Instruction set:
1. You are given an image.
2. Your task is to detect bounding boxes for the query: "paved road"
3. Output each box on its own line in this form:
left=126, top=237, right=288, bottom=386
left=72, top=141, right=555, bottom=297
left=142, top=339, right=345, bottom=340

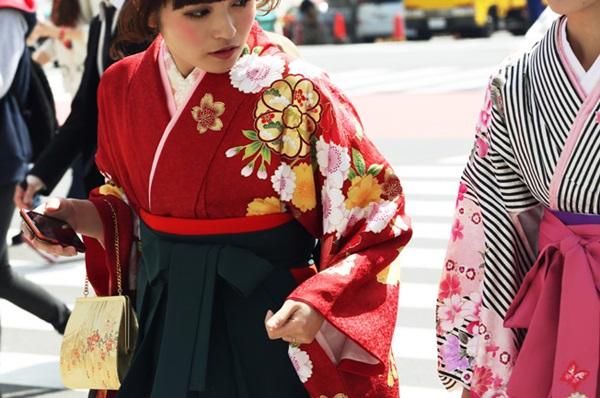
left=1, top=33, right=526, bottom=397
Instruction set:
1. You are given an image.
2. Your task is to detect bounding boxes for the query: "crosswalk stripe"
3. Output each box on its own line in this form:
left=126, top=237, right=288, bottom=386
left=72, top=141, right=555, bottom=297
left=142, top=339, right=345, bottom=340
left=406, top=199, right=455, bottom=218
left=399, top=281, right=440, bottom=310
left=412, top=221, right=453, bottom=241
left=402, top=180, right=459, bottom=197
left=0, top=352, right=63, bottom=389
left=332, top=67, right=455, bottom=92
left=22, top=262, right=87, bottom=288
left=400, top=386, right=461, bottom=398
left=0, top=301, right=68, bottom=331
left=395, top=165, right=465, bottom=179
left=328, top=66, right=494, bottom=96
left=400, top=247, right=447, bottom=270
left=438, top=155, right=470, bottom=165
left=393, top=326, right=438, bottom=361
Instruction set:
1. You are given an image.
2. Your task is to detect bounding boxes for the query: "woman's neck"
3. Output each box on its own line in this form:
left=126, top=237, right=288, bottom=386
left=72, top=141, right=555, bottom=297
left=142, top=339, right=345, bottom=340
left=167, top=47, right=194, bottom=77
left=566, top=5, right=600, bottom=71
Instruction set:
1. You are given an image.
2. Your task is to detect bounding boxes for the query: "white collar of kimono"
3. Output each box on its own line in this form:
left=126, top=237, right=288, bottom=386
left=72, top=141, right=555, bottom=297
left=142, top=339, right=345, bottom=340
left=159, top=39, right=206, bottom=114
left=560, top=18, right=600, bottom=96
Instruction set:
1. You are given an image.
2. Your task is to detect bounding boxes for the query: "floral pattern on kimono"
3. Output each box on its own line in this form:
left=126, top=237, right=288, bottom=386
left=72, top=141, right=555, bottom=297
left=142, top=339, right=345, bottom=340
left=436, top=80, right=521, bottom=397
left=225, top=48, right=412, bottom=397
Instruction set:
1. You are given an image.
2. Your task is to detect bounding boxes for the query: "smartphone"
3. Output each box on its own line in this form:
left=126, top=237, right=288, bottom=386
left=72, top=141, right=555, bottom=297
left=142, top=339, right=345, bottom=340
left=19, top=209, right=86, bottom=253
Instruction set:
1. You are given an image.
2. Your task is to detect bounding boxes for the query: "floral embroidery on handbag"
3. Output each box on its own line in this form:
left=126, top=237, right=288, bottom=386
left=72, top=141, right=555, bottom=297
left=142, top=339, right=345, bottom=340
left=191, top=93, right=225, bottom=134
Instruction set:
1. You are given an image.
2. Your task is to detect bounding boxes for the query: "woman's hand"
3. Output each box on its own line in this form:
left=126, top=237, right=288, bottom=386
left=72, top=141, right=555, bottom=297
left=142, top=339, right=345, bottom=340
left=265, top=300, right=324, bottom=345
left=21, top=198, right=79, bottom=257
left=14, top=176, right=45, bottom=209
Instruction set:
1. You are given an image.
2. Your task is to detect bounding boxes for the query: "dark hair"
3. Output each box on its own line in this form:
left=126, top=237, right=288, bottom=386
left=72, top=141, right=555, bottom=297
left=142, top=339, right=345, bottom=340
left=51, top=0, right=81, bottom=27
left=112, top=0, right=279, bottom=58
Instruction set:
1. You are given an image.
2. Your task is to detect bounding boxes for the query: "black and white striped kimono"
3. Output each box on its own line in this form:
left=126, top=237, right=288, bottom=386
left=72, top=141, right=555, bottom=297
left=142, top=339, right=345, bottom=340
left=435, top=17, right=600, bottom=397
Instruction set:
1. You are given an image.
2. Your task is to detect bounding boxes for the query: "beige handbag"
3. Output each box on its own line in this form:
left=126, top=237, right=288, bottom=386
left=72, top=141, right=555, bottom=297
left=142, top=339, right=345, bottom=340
left=60, top=199, right=138, bottom=390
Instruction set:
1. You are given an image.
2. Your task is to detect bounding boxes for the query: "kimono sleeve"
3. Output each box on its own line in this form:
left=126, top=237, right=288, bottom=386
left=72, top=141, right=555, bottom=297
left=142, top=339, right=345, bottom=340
left=435, top=75, right=540, bottom=396
left=82, top=76, right=135, bottom=298
left=265, top=70, right=412, bottom=383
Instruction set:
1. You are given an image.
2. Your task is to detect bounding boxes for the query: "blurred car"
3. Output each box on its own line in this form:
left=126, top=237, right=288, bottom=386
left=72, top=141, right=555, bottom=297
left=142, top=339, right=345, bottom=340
left=322, top=0, right=403, bottom=42
left=355, top=0, right=404, bottom=42
left=403, top=0, right=532, bottom=40
left=283, top=0, right=404, bottom=43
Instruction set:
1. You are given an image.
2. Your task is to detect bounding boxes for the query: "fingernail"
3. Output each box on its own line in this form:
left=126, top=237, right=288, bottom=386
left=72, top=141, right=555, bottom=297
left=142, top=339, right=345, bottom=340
left=46, top=198, right=60, bottom=210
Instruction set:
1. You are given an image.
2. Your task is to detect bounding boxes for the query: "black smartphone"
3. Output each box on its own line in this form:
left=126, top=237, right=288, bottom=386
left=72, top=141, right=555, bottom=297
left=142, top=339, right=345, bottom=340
left=19, top=209, right=86, bottom=253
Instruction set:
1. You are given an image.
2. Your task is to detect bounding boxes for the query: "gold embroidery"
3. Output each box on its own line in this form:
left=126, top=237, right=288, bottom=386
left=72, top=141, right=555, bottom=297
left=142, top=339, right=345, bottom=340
left=255, top=76, right=322, bottom=159
left=191, top=93, right=225, bottom=134
left=387, top=350, right=399, bottom=387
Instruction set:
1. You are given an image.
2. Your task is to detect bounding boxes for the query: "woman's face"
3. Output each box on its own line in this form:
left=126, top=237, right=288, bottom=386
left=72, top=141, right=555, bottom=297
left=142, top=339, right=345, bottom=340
left=158, top=0, right=256, bottom=75
left=547, top=0, right=600, bottom=16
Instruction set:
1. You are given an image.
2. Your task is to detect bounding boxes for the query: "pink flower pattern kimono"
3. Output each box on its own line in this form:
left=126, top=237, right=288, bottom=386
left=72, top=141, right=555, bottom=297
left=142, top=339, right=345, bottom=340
left=437, top=17, right=600, bottom=398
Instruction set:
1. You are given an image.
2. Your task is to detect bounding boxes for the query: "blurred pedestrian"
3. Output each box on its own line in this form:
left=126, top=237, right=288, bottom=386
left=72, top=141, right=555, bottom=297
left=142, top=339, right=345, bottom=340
left=527, top=0, right=545, bottom=23
left=297, top=0, right=327, bottom=44
left=29, top=0, right=92, bottom=97
left=24, top=0, right=411, bottom=397
left=0, top=0, right=71, bottom=341
left=436, top=0, right=600, bottom=397
left=13, top=0, right=148, bottom=212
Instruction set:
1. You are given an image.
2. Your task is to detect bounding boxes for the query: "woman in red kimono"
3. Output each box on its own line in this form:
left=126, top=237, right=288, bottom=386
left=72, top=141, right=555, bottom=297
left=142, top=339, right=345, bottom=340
left=25, top=0, right=412, bottom=395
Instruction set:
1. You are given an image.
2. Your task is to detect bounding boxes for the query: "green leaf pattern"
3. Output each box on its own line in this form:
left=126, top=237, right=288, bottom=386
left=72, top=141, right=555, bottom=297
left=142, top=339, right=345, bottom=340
left=226, top=129, right=275, bottom=179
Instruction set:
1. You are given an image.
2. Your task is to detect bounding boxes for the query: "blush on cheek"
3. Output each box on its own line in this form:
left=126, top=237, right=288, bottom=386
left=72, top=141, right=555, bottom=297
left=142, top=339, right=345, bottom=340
left=179, top=21, right=203, bottom=43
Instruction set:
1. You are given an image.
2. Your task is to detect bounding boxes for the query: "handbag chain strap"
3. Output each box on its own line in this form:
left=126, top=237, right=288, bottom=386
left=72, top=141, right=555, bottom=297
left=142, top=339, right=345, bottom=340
left=83, top=198, right=123, bottom=297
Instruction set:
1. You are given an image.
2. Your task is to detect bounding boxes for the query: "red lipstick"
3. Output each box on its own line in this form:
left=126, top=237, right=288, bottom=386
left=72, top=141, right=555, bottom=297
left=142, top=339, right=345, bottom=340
left=209, top=46, right=239, bottom=60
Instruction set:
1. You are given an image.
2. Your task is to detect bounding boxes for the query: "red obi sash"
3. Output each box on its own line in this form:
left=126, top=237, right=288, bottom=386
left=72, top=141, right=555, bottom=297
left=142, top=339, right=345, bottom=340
left=504, top=210, right=600, bottom=398
left=139, top=209, right=294, bottom=235
left=138, top=209, right=316, bottom=284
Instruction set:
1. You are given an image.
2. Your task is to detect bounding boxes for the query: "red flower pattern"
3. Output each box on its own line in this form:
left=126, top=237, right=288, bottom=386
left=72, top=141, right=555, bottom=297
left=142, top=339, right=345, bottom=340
left=439, top=274, right=462, bottom=299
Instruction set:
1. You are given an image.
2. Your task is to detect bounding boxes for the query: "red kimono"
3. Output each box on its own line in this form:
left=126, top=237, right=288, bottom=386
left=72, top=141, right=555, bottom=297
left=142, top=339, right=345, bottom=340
left=85, top=23, right=411, bottom=398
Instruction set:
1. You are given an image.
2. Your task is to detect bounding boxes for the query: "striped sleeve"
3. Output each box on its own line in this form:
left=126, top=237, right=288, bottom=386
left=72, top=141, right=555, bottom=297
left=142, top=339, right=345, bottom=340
left=435, top=73, right=539, bottom=396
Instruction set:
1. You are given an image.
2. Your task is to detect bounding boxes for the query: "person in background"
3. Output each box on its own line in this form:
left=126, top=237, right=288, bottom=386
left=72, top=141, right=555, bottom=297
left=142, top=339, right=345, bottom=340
left=296, top=0, right=327, bottom=44
left=0, top=0, right=71, bottom=343
left=14, top=0, right=145, bottom=212
left=527, top=0, right=546, bottom=23
left=436, top=0, right=600, bottom=397
left=21, top=0, right=99, bottom=203
left=28, top=0, right=96, bottom=97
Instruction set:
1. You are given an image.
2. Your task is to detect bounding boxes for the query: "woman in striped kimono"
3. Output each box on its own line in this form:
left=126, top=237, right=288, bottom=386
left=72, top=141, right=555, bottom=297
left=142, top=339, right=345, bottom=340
left=436, top=1, right=600, bottom=397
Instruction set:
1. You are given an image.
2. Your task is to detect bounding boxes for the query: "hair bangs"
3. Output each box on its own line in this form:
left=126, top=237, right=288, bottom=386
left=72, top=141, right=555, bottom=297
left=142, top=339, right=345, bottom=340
left=171, top=0, right=225, bottom=9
